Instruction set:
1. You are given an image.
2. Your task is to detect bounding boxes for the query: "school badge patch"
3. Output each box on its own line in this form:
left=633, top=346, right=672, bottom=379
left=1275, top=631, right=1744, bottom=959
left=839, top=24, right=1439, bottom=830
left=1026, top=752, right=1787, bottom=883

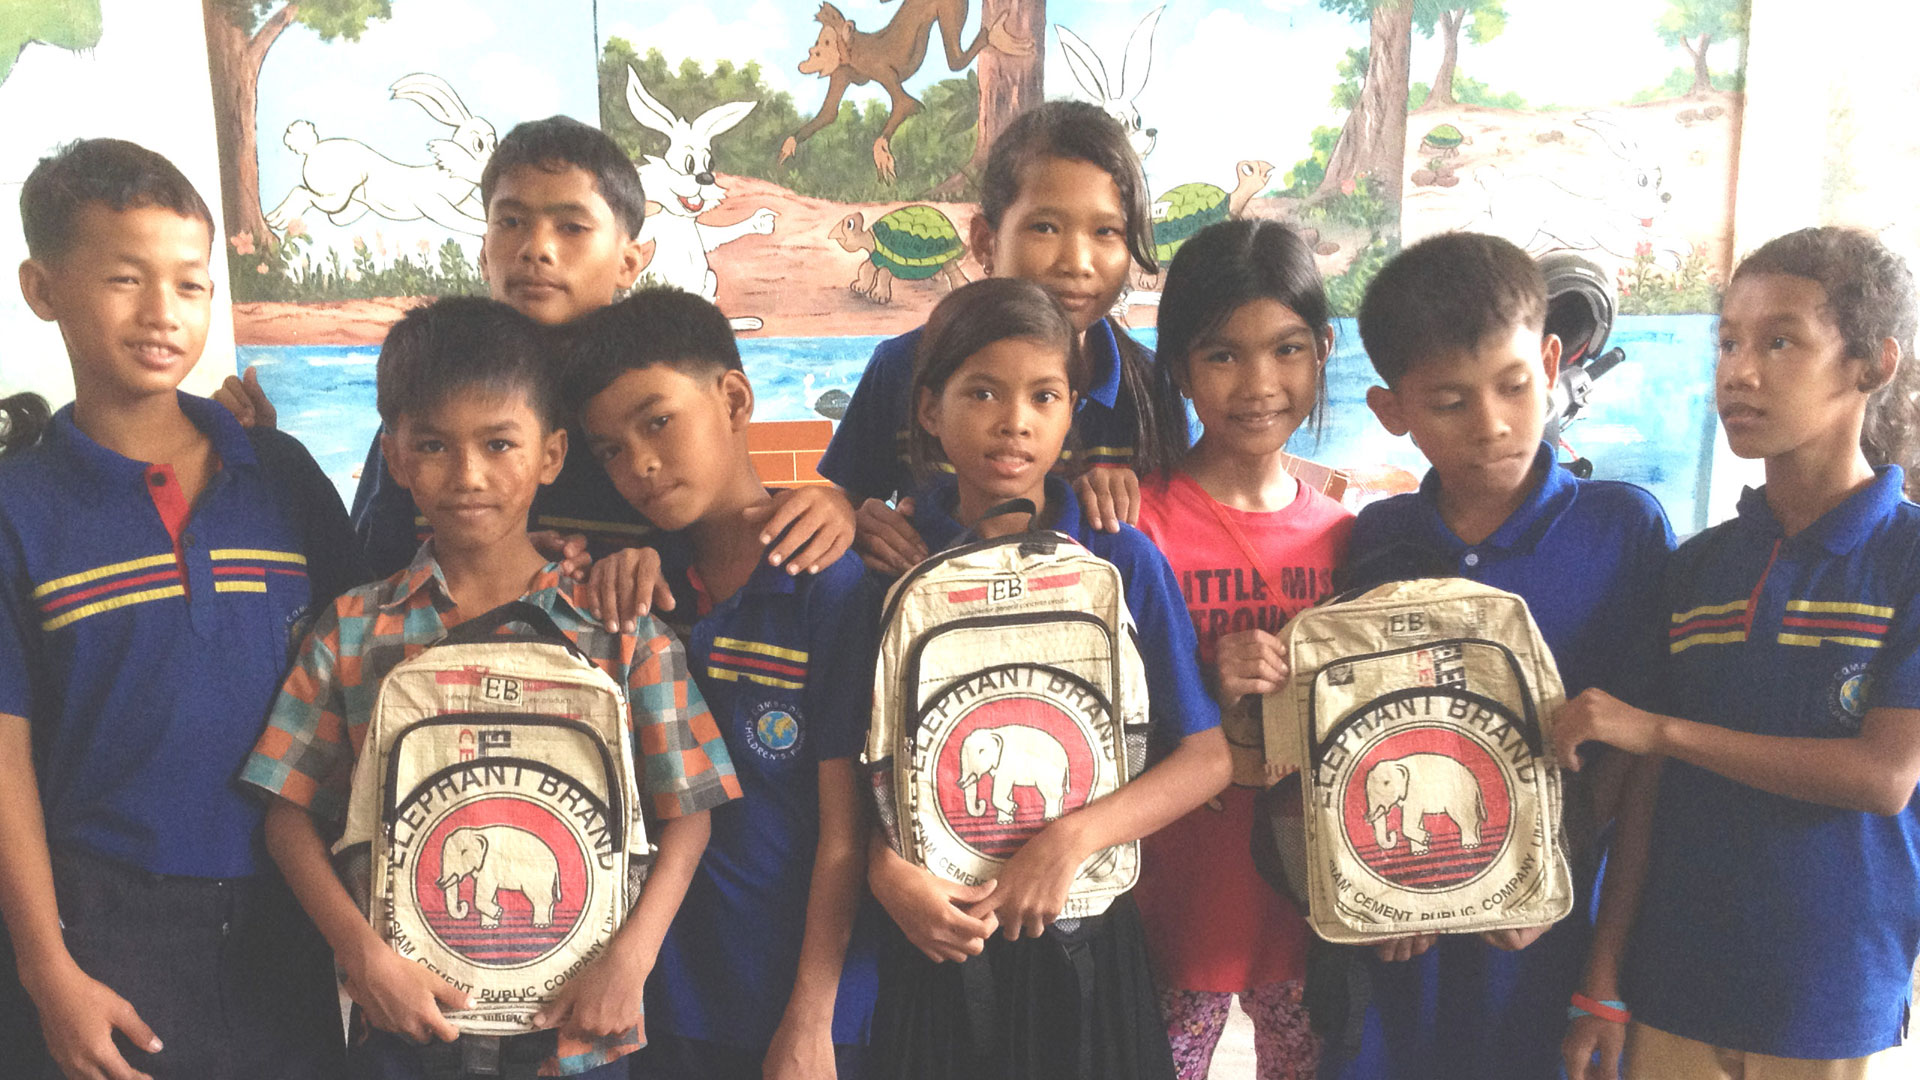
left=1262, top=580, right=1573, bottom=943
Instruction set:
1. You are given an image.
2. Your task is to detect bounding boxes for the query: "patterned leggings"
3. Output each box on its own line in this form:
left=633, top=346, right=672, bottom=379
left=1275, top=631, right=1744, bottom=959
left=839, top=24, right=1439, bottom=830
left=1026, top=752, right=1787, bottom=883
left=1159, top=980, right=1319, bottom=1080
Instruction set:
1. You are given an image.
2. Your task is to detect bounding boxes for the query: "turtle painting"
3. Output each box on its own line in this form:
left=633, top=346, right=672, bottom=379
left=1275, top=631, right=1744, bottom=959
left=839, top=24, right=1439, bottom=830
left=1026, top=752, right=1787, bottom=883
left=828, top=205, right=969, bottom=305
left=1419, top=124, right=1468, bottom=158
left=1149, top=160, right=1274, bottom=264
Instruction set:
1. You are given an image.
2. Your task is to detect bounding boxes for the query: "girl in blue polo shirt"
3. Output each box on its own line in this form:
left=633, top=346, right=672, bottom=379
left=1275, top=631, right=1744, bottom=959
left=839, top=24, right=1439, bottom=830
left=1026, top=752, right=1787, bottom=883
left=821, top=100, right=1189, bottom=576
left=864, top=278, right=1229, bottom=1080
left=1556, top=226, right=1920, bottom=1079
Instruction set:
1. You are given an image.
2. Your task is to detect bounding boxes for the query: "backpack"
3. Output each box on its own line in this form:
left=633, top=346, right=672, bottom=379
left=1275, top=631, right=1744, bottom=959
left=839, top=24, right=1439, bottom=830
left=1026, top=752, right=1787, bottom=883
left=334, top=602, right=653, bottom=1036
left=866, top=510, right=1151, bottom=920
left=1257, top=578, right=1572, bottom=943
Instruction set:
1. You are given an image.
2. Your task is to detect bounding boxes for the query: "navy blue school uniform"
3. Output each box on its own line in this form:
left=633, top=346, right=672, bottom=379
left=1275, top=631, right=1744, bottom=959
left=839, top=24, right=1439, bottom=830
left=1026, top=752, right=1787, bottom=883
left=350, top=427, right=653, bottom=579
left=1627, top=466, right=1920, bottom=1059
left=0, top=393, right=358, bottom=1078
left=867, top=475, right=1219, bottom=1080
left=635, top=546, right=883, bottom=1077
left=1329, top=443, right=1675, bottom=1080
left=817, top=318, right=1148, bottom=501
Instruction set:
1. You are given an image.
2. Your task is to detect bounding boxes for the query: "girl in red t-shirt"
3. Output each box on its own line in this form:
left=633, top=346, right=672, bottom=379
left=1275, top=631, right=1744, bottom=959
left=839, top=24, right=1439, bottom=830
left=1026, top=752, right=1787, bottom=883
left=1133, top=219, right=1354, bottom=1079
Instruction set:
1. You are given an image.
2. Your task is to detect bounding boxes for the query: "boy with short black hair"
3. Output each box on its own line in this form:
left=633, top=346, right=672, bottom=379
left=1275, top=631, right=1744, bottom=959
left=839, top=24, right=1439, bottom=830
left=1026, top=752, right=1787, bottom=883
left=243, top=296, right=740, bottom=1079
left=1322, top=232, right=1676, bottom=1080
left=568, top=289, right=880, bottom=1080
left=341, top=115, right=852, bottom=609
left=0, top=137, right=358, bottom=1080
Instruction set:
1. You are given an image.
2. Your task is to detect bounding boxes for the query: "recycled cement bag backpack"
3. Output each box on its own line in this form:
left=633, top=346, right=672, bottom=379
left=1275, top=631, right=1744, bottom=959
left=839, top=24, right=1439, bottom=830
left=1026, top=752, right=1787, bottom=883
left=1259, top=578, right=1572, bottom=943
left=335, top=601, right=653, bottom=1036
left=866, top=505, right=1151, bottom=920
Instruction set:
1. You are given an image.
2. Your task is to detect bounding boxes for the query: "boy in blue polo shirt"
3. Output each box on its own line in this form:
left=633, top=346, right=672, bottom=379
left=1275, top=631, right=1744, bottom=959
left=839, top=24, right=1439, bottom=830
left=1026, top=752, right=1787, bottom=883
left=0, top=139, right=357, bottom=1080
left=1556, top=228, right=1920, bottom=1079
left=1323, top=232, right=1675, bottom=1080
left=568, top=288, right=880, bottom=1080
left=338, top=116, right=852, bottom=589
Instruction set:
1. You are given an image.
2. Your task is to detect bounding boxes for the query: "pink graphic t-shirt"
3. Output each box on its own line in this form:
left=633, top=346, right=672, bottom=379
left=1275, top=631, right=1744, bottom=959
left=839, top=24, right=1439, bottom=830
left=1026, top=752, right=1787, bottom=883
left=1134, top=468, right=1352, bottom=993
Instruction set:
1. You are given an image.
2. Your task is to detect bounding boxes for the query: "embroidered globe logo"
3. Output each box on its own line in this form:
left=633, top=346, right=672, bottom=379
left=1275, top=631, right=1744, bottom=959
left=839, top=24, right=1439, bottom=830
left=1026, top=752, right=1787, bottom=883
left=757, top=709, right=799, bottom=751
left=1839, top=673, right=1867, bottom=719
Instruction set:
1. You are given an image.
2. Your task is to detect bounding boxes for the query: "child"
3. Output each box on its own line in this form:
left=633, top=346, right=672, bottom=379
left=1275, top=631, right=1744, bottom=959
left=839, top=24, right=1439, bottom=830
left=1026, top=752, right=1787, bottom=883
left=819, top=100, right=1186, bottom=575
left=864, top=277, right=1230, bottom=1080
left=342, top=116, right=851, bottom=587
left=240, top=297, right=740, bottom=1078
left=567, top=289, right=880, bottom=1080
left=1556, top=226, right=1920, bottom=1080
left=0, top=139, right=357, bottom=1080
left=1131, top=219, right=1352, bottom=1080
left=1327, top=232, right=1675, bottom=1080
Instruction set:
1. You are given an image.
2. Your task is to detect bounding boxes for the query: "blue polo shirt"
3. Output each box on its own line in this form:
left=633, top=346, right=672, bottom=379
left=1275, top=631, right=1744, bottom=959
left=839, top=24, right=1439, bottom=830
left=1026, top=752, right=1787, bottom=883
left=351, top=430, right=654, bottom=579
left=818, top=318, right=1148, bottom=502
left=647, top=548, right=883, bottom=1049
left=1332, top=442, right=1675, bottom=1080
left=905, top=474, right=1221, bottom=758
left=0, top=394, right=363, bottom=878
left=1627, top=466, right=1920, bottom=1059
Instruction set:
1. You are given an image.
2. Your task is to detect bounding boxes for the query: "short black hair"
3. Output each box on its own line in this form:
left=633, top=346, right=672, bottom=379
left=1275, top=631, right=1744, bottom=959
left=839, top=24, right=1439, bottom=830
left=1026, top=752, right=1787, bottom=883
left=20, top=138, right=214, bottom=261
left=1358, top=232, right=1546, bottom=386
left=376, top=297, right=558, bottom=430
left=480, top=116, right=647, bottom=239
left=563, top=287, right=741, bottom=414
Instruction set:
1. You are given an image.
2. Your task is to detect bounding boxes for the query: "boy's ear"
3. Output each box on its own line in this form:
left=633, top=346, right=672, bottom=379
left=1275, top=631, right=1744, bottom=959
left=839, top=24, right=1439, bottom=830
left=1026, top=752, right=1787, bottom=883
left=720, top=369, right=755, bottom=431
left=915, top=385, right=942, bottom=440
left=1540, top=332, right=1563, bottom=383
left=968, top=214, right=996, bottom=276
left=379, top=429, right=416, bottom=492
left=539, top=425, right=568, bottom=485
left=1365, top=385, right=1410, bottom=438
left=17, top=259, right=58, bottom=322
left=614, top=234, right=645, bottom=292
left=1862, top=336, right=1900, bottom=393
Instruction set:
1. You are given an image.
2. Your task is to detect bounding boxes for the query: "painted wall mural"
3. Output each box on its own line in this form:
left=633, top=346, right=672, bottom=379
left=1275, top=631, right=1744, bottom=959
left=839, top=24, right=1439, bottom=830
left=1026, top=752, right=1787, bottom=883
left=0, top=0, right=1893, bottom=536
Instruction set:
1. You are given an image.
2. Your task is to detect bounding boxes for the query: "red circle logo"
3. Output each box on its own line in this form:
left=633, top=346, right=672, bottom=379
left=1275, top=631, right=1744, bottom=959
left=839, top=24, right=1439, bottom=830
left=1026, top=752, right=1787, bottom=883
left=412, top=796, right=591, bottom=968
left=933, top=695, right=1099, bottom=859
left=1339, top=725, right=1513, bottom=892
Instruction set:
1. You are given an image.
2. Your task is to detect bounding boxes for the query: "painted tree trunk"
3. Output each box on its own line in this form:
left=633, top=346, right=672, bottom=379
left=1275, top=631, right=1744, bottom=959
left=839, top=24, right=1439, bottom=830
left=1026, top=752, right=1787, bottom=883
left=1312, top=0, right=1412, bottom=224
left=1421, top=9, right=1463, bottom=110
left=1687, top=32, right=1713, bottom=97
left=202, top=1, right=299, bottom=243
left=937, top=0, right=1043, bottom=197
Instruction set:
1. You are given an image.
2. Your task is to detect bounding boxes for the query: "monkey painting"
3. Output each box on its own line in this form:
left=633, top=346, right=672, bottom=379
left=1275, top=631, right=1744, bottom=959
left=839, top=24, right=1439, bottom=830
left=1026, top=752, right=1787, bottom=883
left=777, top=0, right=1033, bottom=182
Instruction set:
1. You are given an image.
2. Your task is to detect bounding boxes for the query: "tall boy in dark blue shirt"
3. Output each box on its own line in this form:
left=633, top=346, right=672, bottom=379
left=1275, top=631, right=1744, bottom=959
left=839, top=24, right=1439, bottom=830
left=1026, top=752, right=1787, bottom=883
left=1327, top=233, right=1675, bottom=1080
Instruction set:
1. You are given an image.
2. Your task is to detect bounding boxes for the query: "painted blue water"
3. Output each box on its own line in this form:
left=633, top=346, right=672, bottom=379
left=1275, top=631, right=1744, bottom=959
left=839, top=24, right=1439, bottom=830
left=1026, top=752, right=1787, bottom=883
left=243, top=314, right=1719, bottom=532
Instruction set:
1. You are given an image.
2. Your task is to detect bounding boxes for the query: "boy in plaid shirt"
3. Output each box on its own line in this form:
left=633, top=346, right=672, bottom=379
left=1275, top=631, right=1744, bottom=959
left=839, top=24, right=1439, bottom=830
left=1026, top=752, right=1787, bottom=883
left=242, top=298, right=740, bottom=1078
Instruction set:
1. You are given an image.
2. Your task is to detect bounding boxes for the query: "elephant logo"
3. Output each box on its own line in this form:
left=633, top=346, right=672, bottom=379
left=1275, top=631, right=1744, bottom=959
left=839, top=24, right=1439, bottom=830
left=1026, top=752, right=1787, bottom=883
left=1339, top=726, right=1513, bottom=892
left=956, top=724, right=1070, bottom=825
left=436, top=825, right=562, bottom=929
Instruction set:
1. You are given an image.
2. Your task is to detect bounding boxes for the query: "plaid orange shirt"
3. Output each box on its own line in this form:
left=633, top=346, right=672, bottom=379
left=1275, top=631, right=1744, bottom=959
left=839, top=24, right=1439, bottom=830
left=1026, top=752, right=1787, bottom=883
left=243, top=544, right=740, bottom=1075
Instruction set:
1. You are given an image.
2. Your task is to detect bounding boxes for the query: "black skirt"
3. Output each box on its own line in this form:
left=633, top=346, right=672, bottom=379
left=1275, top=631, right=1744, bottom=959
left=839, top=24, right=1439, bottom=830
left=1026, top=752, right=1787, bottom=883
left=869, top=893, right=1176, bottom=1080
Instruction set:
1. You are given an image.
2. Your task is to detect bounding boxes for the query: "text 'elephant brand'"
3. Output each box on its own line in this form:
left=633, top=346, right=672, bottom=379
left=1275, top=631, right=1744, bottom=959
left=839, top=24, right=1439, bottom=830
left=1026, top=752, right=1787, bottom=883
left=1325, top=692, right=1524, bottom=895
left=396, top=761, right=606, bottom=969
left=921, top=664, right=1109, bottom=860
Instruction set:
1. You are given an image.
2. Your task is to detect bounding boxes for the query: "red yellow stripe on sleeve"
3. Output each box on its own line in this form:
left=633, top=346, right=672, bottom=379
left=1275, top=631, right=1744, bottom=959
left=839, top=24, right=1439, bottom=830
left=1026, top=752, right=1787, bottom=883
left=706, top=636, right=808, bottom=690
left=210, top=548, right=307, bottom=594
left=35, top=554, right=184, bottom=630
left=1778, top=599, right=1894, bottom=649
left=1669, top=599, right=1748, bottom=654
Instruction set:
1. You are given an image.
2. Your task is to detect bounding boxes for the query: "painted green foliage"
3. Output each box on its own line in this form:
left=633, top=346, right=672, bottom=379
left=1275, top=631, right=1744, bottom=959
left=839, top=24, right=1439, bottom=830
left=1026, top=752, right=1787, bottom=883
left=599, top=39, right=979, bottom=203
left=0, top=0, right=102, bottom=84
left=1656, top=0, right=1747, bottom=97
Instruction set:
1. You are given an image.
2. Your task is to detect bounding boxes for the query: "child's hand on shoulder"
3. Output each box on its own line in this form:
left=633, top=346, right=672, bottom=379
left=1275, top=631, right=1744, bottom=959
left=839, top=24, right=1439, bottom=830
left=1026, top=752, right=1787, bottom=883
left=868, top=838, right=997, bottom=961
left=967, top=818, right=1086, bottom=941
left=1214, top=629, right=1290, bottom=710
left=855, top=497, right=929, bottom=576
left=1076, top=466, right=1141, bottom=533
left=339, top=937, right=466, bottom=1044
left=532, top=939, right=648, bottom=1041
left=212, top=366, right=278, bottom=430
left=25, top=959, right=163, bottom=1080
left=751, top=487, right=856, bottom=575
left=579, top=545, right=673, bottom=632
left=531, top=530, right=594, bottom=582
left=1554, top=689, right=1667, bottom=769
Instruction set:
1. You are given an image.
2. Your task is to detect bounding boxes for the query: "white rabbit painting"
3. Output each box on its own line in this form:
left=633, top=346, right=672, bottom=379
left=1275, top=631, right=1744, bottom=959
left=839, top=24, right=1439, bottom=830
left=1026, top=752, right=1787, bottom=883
left=1055, top=6, right=1164, bottom=159
left=265, top=73, right=496, bottom=237
left=1467, top=113, right=1688, bottom=268
left=626, top=67, right=776, bottom=333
